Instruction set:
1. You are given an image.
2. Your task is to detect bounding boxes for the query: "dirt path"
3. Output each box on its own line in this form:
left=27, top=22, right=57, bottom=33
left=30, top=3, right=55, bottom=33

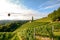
left=35, top=36, right=51, bottom=40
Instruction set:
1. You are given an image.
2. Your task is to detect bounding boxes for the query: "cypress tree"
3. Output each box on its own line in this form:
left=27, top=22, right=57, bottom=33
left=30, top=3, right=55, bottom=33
left=31, top=16, right=34, bottom=22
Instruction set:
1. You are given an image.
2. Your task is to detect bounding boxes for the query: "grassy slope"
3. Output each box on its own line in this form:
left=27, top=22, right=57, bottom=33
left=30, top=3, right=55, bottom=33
left=35, top=17, right=52, bottom=22
left=15, top=17, right=60, bottom=39
left=0, top=17, right=60, bottom=40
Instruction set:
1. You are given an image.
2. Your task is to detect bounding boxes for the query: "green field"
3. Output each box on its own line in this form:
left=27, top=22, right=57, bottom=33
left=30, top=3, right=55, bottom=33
left=6, top=21, right=59, bottom=40
left=0, top=20, right=60, bottom=40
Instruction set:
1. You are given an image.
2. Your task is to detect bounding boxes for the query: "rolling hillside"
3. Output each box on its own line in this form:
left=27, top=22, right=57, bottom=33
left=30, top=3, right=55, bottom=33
left=35, top=17, right=52, bottom=22
left=0, top=19, right=60, bottom=40
left=14, top=20, right=60, bottom=40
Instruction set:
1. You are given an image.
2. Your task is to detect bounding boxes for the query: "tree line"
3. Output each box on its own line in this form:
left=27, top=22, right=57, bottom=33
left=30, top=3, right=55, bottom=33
left=48, top=7, right=60, bottom=21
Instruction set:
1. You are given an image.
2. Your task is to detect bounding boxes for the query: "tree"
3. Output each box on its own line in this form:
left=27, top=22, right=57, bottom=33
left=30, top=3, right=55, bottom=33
left=48, top=7, right=60, bottom=21
left=31, top=16, right=34, bottom=22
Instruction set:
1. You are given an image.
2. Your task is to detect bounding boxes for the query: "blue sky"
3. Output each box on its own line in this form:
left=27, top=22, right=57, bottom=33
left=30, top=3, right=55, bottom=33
left=10, top=0, right=60, bottom=13
left=0, top=0, right=60, bottom=20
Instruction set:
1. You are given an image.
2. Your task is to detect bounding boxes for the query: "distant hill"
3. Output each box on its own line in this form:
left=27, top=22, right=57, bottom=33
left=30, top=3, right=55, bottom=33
left=0, top=20, right=29, bottom=25
left=0, top=20, right=29, bottom=32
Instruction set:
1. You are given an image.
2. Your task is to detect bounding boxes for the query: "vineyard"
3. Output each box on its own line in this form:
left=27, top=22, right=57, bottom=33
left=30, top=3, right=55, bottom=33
left=15, top=22, right=60, bottom=40
left=0, top=22, right=60, bottom=40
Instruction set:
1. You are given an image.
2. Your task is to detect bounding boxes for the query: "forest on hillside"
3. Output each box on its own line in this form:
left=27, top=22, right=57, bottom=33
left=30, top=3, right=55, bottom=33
left=0, top=20, right=28, bottom=32
left=48, top=8, right=60, bottom=21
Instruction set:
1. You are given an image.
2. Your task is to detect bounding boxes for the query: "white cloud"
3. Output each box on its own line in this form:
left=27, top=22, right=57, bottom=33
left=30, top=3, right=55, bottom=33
left=38, top=0, right=60, bottom=10
left=44, top=4, right=60, bottom=9
left=0, top=0, right=46, bottom=20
